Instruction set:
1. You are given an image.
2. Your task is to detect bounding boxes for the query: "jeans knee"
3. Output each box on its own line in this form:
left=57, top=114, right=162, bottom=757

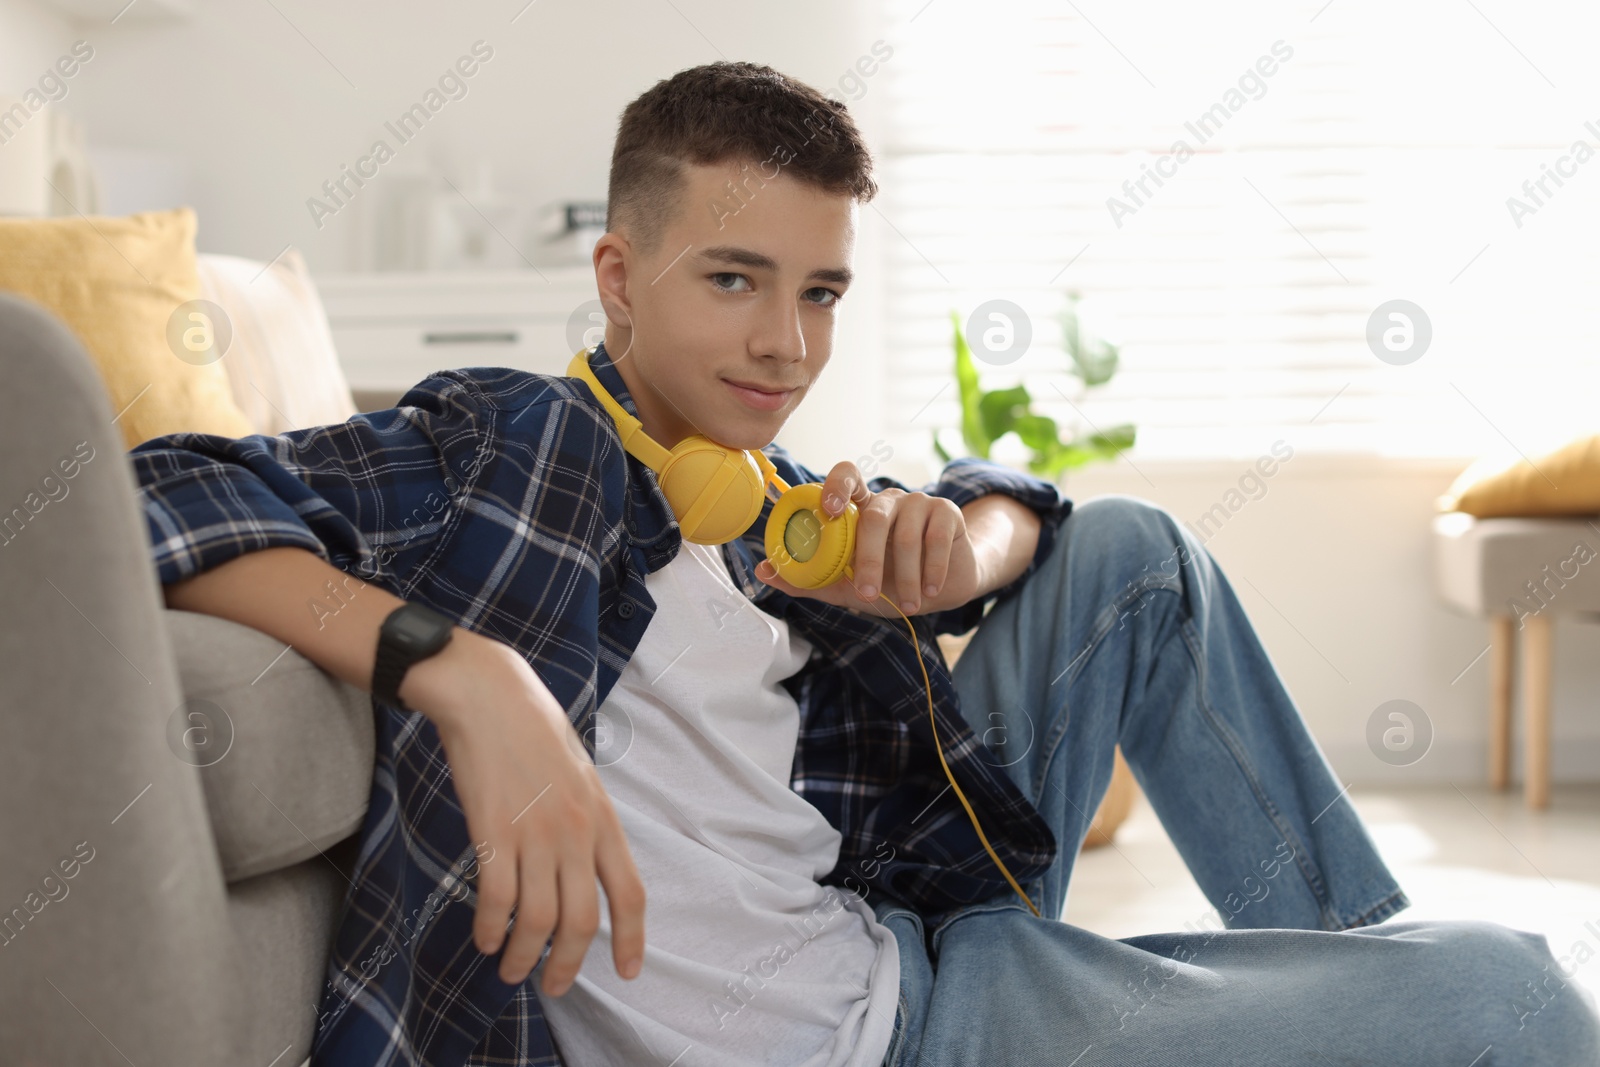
left=1066, top=494, right=1187, bottom=591
left=1434, top=918, right=1554, bottom=977
left=1438, top=920, right=1600, bottom=1053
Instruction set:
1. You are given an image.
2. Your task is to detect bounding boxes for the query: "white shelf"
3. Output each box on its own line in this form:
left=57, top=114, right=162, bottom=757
left=315, top=268, right=600, bottom=393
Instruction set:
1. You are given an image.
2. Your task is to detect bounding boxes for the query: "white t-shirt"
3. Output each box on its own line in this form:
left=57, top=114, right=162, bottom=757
left=536, top=539, right=901, bottom=1067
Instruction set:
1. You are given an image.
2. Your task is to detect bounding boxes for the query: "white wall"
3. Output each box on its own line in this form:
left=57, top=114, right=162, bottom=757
left=0, top=0, right=70, bottom=74
left=0, top=0, right=893, bottom=478
left=12, top=0, right=888, bottom=271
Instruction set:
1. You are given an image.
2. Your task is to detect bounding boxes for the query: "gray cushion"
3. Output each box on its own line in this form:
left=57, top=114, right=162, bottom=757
left=166, top=609, right=374, bottom=883
left=226, top=848, right=352, bottom=1067
left=1433, top=512, right=1600, bottom=617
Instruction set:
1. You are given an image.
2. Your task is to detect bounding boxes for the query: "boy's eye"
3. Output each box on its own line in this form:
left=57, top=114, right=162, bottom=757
left=709, top=273, right=841, bottom=308
left=710, top=272, right=750, bottom=292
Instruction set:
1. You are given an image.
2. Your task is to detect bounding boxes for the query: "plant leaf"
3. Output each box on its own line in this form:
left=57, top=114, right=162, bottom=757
left=1013, top=411, right=1061, bottom=452
left=1060, top=297, right=1120, bottom=387
left=1078, top=422, right=1137, bottom=452
left=951, top=309, right=989, bottom=458
left=978, top=385, right=1031, bottom=443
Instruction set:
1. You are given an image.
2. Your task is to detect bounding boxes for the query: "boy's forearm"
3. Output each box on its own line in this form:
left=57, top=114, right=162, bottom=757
left=157, top=502, right=1038, bottom=697
left=961, top=494, right=1043, bottom=600
left=161, top=546, right=420, bottom=698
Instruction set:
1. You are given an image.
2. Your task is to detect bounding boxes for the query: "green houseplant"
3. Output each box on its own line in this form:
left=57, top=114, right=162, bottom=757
left=931, top=293, right=1144, bottom=848
left=932, top=292, right=1136, bottom=480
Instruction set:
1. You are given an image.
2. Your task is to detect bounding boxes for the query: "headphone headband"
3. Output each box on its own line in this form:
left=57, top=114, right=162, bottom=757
left=567, top=351, right=672, bottom=471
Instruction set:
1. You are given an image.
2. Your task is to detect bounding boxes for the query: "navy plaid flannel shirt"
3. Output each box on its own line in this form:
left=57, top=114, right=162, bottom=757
left=129, top=342, right=1074, bottom=1066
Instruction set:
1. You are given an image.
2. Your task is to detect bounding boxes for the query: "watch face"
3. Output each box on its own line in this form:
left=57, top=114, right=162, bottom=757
left=390, top=607, right=448, bottom=651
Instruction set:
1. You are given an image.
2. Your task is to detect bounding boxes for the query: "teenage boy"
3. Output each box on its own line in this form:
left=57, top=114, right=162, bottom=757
left=131, top=61, right=1597, bottom=1067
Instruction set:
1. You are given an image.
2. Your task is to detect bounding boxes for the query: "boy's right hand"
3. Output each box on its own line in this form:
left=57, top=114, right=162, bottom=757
left=398, top=628, right=646, bottom=996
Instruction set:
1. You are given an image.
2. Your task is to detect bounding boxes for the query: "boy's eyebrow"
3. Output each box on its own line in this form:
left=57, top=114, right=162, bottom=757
left=696, top=244, right=853, bottom=287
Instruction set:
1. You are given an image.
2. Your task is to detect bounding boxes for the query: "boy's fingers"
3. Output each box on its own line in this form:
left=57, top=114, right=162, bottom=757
left=892, top=507, right=926, bottom=613
left=754, top=559, right=787, bottom=589
left=596, top=818, right=647, bottom=980
left=539, top=846, right=600, bottom=996
left=851, top=501, right=889, bottom=601
left=473, top=831, right=516, bottom=954
left=501, top=845, right=558, bottom=984
left=821, top=461, right=865, bottom=516
left=757, top=557, right=843, bottom=606
left=922, top=519, right=954, bottom=597
left=755, top=558, right=808, bottom=598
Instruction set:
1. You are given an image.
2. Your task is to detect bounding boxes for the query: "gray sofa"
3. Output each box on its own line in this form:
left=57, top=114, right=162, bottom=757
left=0, top=291, right=372, bottom=1066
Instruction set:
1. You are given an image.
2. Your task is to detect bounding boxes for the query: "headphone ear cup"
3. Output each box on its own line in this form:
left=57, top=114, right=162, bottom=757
left=658, top=436, right=769, bottom=545
left=765, top=484, right=857, bottom=589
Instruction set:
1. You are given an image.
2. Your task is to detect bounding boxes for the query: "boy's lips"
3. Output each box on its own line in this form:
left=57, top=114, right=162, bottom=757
left=722, top=378, right=799, bottom=411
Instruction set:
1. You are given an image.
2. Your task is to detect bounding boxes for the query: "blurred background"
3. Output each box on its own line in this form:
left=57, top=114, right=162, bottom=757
left=5, top=0, right=1600, bottom=967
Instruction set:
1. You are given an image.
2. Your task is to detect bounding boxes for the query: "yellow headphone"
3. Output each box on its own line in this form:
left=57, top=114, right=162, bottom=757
left=566, top=350, right=861, bottom=589
left=567, top=349, right=1042, bottom=918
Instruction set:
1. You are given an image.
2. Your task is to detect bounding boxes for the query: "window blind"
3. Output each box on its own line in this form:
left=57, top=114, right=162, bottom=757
left=876, top=0, right=1600, bottom=463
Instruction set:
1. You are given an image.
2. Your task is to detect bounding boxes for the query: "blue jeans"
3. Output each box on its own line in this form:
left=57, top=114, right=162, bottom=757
left=872, top=494, right=1600, bottom=1066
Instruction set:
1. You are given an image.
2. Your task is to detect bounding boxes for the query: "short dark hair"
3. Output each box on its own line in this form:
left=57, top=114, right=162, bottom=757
left=607, top=61, right=878, bottom=257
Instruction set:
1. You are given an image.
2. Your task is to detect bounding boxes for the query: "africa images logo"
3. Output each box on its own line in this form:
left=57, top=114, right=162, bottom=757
left=305, top=41, right=495, bottom=230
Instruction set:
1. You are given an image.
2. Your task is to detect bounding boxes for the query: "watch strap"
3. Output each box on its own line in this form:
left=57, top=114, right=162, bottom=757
left=372, top=603, right=454, bottom=710
left=372, top=630, right=414, bottom=709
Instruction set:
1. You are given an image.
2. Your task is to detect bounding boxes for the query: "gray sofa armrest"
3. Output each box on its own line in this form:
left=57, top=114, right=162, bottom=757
left=0, top=290, right=248, bottom=1063
left=166, top=607, right=374, bottom=884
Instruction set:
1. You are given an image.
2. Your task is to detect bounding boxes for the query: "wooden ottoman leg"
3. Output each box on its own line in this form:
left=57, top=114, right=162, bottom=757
left=1523, top=612, right=1554, bottom=810
left=1488, top=615, right=1514, bottom=790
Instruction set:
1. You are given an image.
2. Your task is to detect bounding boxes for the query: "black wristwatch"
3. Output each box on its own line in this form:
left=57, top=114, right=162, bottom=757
left=372, top=602, right=456, bottom=709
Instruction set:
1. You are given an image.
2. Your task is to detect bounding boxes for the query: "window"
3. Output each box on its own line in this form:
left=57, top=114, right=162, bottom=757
left=877, top=0, right=1600, bottom=463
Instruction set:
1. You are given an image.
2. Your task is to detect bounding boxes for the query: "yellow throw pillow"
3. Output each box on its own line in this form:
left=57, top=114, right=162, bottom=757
left=1437, top=432, right=1600, bottom=517
left=0, top=206, right=254, bottom=449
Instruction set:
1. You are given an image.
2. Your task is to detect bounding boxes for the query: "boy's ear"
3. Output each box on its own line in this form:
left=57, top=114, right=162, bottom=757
left=592, top=231, right=633, bottom=320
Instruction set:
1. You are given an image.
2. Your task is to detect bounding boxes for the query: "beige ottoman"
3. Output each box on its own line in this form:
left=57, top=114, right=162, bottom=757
left=1433, top=511, right=1600, bottom=808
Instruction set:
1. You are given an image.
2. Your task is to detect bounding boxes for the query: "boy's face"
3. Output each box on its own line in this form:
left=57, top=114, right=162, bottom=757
left=592, top=158, right=858, bottom=453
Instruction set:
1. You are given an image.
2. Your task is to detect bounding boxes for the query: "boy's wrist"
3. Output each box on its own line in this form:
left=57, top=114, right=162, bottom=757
left=398, top=626, right=481, bottom=716
left=961, top=494, right=1042, bottom=600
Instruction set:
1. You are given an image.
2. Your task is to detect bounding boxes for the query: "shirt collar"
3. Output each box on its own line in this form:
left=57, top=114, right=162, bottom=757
left=585, top=339, right=641, bottom=421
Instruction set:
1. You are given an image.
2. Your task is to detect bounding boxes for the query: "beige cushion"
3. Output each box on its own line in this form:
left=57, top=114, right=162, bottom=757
left=166, top=609, right=374, bottom=883
left=1432, top=511, right=1600, bottom=619
left=1437, top=433, right=1600, bottom=518
left=197, top=249, right=358, bottom=436
left=0, top=207, right=255, bottom=449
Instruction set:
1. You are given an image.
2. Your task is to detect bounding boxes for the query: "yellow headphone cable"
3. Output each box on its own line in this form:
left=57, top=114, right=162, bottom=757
left=876, top=596, right=1042, bottom=919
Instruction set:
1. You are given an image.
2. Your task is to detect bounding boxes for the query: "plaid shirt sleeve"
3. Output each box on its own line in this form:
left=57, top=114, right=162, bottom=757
left=766, top=444, right=1073, bottom=636
left=129, top=371, right=491, bottom=594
